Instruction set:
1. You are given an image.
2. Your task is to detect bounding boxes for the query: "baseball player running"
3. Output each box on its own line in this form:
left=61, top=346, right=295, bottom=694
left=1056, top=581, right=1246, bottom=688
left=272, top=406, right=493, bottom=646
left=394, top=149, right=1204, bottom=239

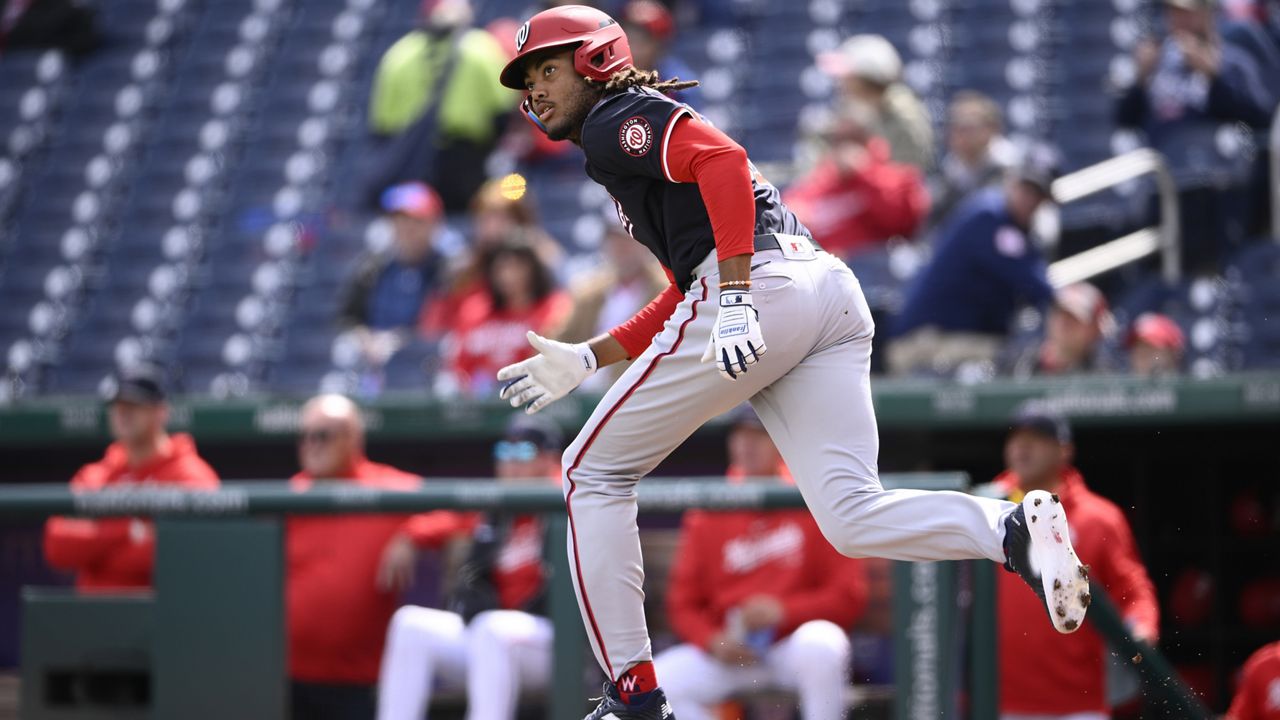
left=494, top=7, right=1091, bottom=718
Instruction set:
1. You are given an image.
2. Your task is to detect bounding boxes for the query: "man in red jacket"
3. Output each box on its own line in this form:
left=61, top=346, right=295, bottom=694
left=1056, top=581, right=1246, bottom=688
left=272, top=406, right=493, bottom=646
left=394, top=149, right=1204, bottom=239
left=286, top=394, right=474, bottom=720
left=784, top=102, right=929, bottom=259
left=1228, top=641, right=1280, bottom=720
left=654, top=407, right=868, bottom=719
left=978, top=407, right=1159, bottom=720
left=44, top=366, right=219, bottom=590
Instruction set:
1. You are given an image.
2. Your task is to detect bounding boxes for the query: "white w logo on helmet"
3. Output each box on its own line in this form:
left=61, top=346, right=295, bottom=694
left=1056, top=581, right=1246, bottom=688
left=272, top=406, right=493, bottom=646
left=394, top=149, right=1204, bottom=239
left=515, top=21, right=531, bottom=52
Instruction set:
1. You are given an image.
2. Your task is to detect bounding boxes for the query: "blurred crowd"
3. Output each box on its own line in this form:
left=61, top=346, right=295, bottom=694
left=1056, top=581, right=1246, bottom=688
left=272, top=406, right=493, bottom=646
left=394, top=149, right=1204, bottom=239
left=38, top=367, right=1280, bottom=719
left=325, top=0, right=1277, bottom=400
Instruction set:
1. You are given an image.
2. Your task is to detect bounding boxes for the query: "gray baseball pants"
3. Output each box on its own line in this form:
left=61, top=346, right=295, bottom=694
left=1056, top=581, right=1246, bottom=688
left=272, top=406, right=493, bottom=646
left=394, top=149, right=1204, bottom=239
left=561, top=246, right=1017, bottom=681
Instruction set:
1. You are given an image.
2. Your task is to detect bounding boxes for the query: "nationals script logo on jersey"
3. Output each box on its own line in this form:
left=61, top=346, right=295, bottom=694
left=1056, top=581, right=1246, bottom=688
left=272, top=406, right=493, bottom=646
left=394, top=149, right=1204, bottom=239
left=618, top=116, right=653, bottom=157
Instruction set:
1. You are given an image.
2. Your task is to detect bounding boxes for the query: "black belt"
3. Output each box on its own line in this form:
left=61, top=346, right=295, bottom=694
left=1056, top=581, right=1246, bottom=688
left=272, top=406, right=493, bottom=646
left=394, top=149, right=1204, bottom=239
left=753, top=233, right=822, bottom=252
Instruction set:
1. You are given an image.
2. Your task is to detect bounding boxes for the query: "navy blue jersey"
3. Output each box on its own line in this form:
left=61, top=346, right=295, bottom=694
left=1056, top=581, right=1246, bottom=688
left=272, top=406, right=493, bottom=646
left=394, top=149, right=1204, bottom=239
left=580, top=87, right=810, bottom=288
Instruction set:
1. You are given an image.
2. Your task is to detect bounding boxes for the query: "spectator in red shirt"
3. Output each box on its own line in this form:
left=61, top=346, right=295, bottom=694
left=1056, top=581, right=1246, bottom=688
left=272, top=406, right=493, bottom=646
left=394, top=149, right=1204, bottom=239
left=784, top=102, right=929, bottom=260
left=976, top=407, right=1159, bottom=720
left=43, top=366, right=219, bottom=590
left=654, top=406, right=869, bottom=719
left=436, top=237, right=571, bottom=397
left=1228, top=641, right=1280, bottom=720
left=287, top=394, right=474, bottom=720
left=377, top=414, right=563, bottom=720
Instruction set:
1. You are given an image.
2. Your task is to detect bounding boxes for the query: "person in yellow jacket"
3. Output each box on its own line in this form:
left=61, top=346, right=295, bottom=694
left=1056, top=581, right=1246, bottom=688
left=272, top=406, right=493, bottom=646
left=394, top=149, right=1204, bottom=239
left=368, top=0, right=517, bottom=211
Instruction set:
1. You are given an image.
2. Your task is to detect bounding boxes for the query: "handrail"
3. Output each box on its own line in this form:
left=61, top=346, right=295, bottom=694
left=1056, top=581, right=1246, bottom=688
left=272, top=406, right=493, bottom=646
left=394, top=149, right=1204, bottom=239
left=1047, top=148, right=1181, bottom=286
left=1271, top=104, right=1280, bottom=241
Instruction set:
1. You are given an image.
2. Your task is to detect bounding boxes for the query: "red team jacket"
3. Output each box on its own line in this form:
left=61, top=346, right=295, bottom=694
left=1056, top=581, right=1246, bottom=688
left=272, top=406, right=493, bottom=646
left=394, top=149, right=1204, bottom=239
left=286, top=459, right=475, bottom=684
left=994, top=468, right=1159, bottom=715
left=783, top=137, right=929, bottom=258
left=43, top=433, right=220, bottom=590
left=1229, top=641, right=1280, bottom=720
left=443, top=289, right=572, bottom=395
left=666, top=468, right=868, bottom=650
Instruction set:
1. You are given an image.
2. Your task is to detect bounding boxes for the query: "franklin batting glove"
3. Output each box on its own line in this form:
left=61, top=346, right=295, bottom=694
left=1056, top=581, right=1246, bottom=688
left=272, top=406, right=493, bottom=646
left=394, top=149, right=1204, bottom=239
left=701, top=290, right=766, bottom=380
left=497, top=332, right=597, bottom=414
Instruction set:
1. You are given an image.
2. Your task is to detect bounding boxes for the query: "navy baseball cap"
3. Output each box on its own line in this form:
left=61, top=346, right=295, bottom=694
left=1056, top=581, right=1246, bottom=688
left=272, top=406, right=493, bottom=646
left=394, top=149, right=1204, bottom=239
left=1009, top=404, right=1072, bottom=445
left=502, top=414, right=564, bottom=451
left=103, top=365, right=168, bottom=405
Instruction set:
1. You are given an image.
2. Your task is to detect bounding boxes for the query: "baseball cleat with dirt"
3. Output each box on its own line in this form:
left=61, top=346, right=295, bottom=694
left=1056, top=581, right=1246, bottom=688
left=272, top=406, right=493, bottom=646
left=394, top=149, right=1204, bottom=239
left=1002, top=489, right=1091, bottom=633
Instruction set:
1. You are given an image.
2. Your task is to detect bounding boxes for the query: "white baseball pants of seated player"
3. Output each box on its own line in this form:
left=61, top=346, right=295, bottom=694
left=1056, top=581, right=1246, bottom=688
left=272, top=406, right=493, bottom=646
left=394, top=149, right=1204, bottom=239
left=376, top=606, right=552, bottom=720
left=561, top=239, right=1019, bottom=682
left=654, top=620, right=851, bottom=720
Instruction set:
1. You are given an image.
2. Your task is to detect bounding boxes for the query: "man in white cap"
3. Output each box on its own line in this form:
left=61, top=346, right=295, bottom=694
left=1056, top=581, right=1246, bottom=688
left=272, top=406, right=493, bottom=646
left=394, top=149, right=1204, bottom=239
left=817, top=34, right=935, bottom=170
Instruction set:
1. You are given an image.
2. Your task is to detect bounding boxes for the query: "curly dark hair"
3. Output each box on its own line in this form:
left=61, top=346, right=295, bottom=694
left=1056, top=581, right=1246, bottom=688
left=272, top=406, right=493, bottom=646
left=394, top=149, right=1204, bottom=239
left=589, top=66, right=699, bottom=94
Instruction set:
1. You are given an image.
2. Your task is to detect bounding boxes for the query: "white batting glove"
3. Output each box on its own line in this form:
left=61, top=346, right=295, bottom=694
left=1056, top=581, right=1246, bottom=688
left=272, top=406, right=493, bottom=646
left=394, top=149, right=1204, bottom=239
left=497, top=331, right=597, bottom=414
left=701, top=290, right=766, bottom=380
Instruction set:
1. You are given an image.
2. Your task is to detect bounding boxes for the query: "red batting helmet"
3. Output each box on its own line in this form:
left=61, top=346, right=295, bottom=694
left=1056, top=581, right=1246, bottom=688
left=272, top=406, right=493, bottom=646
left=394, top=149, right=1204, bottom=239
left=498, top=5, right=633, bottom=90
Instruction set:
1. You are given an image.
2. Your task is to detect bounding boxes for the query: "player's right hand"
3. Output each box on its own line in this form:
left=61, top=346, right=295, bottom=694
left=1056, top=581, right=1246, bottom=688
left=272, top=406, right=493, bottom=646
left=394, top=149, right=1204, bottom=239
left=497, top=332, right=597, bottom=414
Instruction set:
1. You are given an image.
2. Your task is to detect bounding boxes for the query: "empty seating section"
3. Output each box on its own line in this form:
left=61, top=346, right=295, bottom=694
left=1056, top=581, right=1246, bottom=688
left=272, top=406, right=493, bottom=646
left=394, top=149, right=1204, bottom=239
left=0, top=0, right=1273, bottom=399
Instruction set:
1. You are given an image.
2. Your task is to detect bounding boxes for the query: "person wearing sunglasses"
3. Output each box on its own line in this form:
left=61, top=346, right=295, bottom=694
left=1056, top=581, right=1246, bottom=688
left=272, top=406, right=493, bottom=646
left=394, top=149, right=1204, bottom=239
left=377, top=414, right=563, bottom=720
left=286, top=394, right=475, bottom=720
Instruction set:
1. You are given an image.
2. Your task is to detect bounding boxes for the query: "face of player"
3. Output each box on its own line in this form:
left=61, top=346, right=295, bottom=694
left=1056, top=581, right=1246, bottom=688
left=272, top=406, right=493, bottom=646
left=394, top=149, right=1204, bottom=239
left=1045, top=307, right=1100, bottom=365
left=523, top=50, right=601, bottom=142
left=494, top=441, right=558, bottom=484
left=728, top=425, right=783, bottom=480
left=1003, top=429, right=1070, bottom=488
left=1130, top=341, right=1181, bottom=376
left=108, top=400, right=168, bottom=448
left=297, top=416, right=359, bottom=479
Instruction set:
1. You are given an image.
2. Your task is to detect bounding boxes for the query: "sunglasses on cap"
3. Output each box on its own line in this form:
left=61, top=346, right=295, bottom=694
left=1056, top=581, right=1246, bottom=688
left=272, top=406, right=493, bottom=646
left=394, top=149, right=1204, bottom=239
left=493, top=440, right=539, bottom=463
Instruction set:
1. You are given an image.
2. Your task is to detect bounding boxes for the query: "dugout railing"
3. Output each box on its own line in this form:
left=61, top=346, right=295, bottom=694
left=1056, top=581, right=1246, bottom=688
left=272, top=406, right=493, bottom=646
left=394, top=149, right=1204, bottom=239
left=0, top=476, right=1209, bottom=720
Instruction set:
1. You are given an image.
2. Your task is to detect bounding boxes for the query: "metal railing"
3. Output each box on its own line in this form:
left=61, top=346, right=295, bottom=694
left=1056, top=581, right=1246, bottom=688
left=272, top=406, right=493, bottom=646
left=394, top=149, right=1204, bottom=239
left=1047, top=148, right=1181, bottom=287
left=1271, top=105, right=1280, bottom=241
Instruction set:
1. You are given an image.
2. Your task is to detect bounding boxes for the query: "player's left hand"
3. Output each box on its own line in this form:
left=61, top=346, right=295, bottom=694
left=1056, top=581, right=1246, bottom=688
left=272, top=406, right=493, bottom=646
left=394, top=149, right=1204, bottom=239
left=701, top=290, right=766, bottom=380
left=497, top=332, right=597, bottom=414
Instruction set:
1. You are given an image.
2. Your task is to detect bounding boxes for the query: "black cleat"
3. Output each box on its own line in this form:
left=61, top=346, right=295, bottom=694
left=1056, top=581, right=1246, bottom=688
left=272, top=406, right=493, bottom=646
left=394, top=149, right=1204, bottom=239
left=1002, top=489, right=1090, bottom=633
left=583, top=683, right=676, bottom=720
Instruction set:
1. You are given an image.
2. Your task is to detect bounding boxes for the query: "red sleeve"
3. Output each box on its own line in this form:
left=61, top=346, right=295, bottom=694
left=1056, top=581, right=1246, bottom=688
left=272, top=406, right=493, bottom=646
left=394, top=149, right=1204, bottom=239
left=1096, top=507, right=1160, bottom=641
left=1226, top=647, right=1278, bottom=720
left=666, top=512, right=722, bottom=650
left=777, top=522, right=869, bottom=634
left=862, top=166, right=929, bottom=240
left=43, top=464, right=130, bottom=572
left=663, top=115, right=755, bottom=261
left=608, top=280, right=683, bottom=359
left=402, top=511, right=480, bottom=549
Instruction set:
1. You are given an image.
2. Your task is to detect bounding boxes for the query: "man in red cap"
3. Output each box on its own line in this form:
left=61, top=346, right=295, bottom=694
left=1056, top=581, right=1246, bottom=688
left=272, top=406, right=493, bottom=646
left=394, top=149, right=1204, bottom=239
left=1228, top=641, right=1280, bottom=720
left=977, top=406, right=1159, bottom=720
left=1127, top=312, right=1185, bottom=376
left=338, top=181, right=448, bottom=389
left=44, top=365, right=219, bottom=589
left=492, top=7, right=1091, bottom=718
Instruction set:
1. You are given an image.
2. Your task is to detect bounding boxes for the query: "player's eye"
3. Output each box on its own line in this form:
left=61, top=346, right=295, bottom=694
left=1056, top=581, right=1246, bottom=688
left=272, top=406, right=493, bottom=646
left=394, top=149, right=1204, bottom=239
left=544, top=66, right=556, bottom=77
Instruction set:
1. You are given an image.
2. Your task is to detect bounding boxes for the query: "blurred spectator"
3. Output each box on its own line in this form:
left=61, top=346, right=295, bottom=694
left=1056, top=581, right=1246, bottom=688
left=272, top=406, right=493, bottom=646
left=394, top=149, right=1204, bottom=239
left=43, top=366, right=218, bottom=590
left=423, top=178, right=564, bottom=336
left=1116, top=0, right=1276, bottom=267
left=551, top=215, right=668, bottom=388
left=1223, top=0, right=1280, bottom=96
left=1227, top=640, right=1280, bottom=719
left=436, top=238, right=571, bottom=397
left=620, top=0, right=703, bottom=107
left=784, top=102, right=929, bottom=259
left=1127, top=312, right=1186, bottom=376
left=339, top=183, right=447, bottom=376
left=976, top=407, right=1159, bottom=720
left=818, top=34, right=935, bottom=170
left=367, top=0, right=517, bottom=212
left=0, top=0, right=101, bottom=56
left=377, top=414, right=562, bottom=720
left=655, top=406, right=868, bottom=719
left=888, top=147, right=1061, bottom=377
left=929, top=91, right=1018, bottom=228
left=1006, top=282, right=1118, bottom=377
left=287, top=395, right=474, bottom=720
